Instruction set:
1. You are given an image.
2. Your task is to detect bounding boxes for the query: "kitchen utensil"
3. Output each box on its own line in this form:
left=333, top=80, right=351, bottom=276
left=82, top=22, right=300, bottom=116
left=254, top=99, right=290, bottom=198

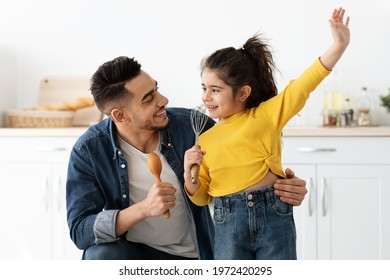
left=190, top=105, right=208, bottom=184
left=146, top=152, right=170, bottom=218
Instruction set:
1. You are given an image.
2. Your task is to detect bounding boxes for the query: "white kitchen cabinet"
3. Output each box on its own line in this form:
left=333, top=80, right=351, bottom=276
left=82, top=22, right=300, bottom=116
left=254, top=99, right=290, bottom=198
left=282, top=136, right=390, bottom=260
left=0, top=134, right=83, bottom=260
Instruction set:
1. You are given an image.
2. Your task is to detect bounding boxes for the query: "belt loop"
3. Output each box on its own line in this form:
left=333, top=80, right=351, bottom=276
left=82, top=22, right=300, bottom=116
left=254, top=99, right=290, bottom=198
left=264, top=190, right=273, bottom=207
left=223, top=197, right=231, bottom=213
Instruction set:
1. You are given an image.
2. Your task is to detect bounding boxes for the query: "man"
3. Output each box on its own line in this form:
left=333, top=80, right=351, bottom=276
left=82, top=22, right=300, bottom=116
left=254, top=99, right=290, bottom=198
left=66, top=56, right=308, bottom=260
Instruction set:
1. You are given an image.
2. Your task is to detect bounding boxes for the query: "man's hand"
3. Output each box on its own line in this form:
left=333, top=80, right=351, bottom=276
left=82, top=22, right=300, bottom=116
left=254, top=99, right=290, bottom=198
left=143, top=182, right=177, bottom=217
left=115, top=182, right=176, bottom=236
left=274, top=168, right=307, bottom=206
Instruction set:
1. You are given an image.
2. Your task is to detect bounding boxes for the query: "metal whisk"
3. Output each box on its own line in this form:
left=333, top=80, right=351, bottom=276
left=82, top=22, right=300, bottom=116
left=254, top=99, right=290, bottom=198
left=190, top=105, right=209, bottom=184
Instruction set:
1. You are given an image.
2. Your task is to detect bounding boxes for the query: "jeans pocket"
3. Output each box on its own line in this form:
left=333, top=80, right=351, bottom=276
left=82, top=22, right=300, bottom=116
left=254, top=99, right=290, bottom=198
left=272, top=194, right=293, bottom=217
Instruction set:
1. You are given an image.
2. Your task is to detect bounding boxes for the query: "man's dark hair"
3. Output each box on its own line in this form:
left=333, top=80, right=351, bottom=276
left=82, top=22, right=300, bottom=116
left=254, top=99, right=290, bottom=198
left=90, top=56, right=142, bottom=114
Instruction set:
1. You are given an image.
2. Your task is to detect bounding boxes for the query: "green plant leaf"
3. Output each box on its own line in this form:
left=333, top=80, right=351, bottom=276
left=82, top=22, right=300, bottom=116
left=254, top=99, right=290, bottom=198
left=380, top=92, right=390, bottom=112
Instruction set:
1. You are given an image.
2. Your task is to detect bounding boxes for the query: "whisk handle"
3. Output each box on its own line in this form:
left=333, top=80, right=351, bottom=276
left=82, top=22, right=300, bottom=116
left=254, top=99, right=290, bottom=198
left=190, top=144, right=201, bottom=184
left=190, top=164, right=200, bottom=184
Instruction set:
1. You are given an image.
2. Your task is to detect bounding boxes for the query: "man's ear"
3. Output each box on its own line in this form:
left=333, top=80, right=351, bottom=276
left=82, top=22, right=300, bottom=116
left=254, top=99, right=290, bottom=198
left=239, top=85, right=252, bottom=102
left=111, top=108, right=128, bottom=123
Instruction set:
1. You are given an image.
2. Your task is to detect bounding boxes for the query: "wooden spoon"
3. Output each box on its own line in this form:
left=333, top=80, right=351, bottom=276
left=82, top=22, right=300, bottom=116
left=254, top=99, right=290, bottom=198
left=146, top=152, right=171, bottom=218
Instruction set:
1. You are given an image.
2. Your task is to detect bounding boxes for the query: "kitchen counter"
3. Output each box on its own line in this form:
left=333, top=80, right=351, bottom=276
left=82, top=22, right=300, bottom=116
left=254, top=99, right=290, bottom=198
left=283, top=126, right=390, bottom=137
left=0, top=127, right=89, bottom=137
left=1, top=125, right=390, bottom=137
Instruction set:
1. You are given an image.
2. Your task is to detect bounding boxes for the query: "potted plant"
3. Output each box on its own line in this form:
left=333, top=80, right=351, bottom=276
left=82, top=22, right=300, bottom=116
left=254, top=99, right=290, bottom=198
left=380, top=88, right=390, bottom=113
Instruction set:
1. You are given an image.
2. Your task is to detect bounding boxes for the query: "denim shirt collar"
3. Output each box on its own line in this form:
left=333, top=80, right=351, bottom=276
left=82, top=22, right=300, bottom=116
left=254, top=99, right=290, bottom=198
left=108, top=119, right=121, bottom=160
left=160, top=128, right=174, bottom=150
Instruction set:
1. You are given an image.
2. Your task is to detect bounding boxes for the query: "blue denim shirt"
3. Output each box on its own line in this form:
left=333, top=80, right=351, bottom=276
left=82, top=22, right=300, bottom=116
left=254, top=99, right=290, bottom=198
left=66, top=107, right=215, bottom=260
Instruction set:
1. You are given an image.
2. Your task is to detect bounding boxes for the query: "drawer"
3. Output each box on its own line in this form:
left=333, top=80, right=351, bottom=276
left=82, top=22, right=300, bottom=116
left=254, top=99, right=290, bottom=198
left=0, top=137, right=78, bottom=163
left=281, top=137, right=390, bottom=164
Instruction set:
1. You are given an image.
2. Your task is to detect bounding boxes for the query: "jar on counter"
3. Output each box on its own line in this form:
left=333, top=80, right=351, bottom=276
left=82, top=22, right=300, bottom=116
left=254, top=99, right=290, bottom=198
left=343, top=98, right=354, bottom=126
left=322, top=109, right=337, bottom=126
left=356, top=86, right=371, bottom=126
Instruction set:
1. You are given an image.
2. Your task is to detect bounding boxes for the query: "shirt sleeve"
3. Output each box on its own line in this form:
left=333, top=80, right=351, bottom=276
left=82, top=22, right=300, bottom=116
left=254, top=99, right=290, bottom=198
left=185, top=163, right=213, bottom=206
left=67, top=142, right=119, bottom=249
left=93, top=210, right=121, bottom=244
left=259, top=58, right=331, bottom=131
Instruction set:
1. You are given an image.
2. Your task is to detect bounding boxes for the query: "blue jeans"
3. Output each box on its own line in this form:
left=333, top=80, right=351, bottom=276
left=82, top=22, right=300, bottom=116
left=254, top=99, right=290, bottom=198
left=83, top=238, right=198, bottom=260
left=213, top=185, right=296, bottom=260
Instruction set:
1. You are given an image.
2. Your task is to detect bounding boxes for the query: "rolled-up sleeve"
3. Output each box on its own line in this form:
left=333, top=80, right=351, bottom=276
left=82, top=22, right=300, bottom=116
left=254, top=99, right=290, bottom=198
left=94, top=210, right=120, bottom=243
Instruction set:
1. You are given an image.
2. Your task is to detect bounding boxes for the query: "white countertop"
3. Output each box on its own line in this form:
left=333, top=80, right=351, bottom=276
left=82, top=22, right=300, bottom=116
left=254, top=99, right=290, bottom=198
left=1, top=126, right=390, bottom=137
left=0, top=127, right=89, bottom=137
left=283, top=126, right=390, bottom=137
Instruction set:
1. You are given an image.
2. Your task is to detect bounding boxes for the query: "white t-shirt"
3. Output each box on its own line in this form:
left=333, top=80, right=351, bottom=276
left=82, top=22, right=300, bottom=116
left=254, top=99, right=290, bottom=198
left=118, top=137, right=198, bottom=258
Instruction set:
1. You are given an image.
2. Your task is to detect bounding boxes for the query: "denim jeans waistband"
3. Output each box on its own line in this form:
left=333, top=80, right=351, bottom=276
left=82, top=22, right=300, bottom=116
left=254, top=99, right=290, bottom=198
left=214, top=184, right=275, bottom=208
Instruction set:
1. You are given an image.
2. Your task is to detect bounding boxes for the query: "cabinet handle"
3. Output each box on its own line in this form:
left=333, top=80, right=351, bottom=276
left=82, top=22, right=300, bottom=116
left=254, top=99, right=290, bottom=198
left=34, top=147, right=68, bottom=152
left=55, top=176, right=63, bottom=212
left=42, top=176, right=50, bottom=212
left=297, top=147, right=337, bottom=153
left=307, top=177, right=314, bottom=217
left=320, top=177, right=327, bottom=217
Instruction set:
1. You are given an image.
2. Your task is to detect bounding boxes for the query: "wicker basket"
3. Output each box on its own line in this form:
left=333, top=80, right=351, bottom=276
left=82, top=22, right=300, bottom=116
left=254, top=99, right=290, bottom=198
left=6, top=109, right=76, bottom=128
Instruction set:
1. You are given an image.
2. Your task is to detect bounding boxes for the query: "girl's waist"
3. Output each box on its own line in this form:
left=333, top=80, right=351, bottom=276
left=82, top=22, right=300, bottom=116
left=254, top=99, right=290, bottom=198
left=241, top=170, right=279, bottom=192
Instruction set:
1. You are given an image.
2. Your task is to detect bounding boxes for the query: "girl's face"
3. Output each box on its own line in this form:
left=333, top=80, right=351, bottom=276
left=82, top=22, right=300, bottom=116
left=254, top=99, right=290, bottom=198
left=201, top=69, right=245, bottom=120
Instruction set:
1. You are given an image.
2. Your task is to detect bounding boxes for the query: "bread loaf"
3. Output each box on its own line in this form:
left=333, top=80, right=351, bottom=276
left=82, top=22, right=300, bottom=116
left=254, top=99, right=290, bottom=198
left=32, top=97, right=95, bottom=111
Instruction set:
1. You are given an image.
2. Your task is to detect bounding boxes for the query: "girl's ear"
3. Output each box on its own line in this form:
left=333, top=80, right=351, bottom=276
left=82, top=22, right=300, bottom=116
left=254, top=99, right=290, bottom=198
left=111, top=108, right=128, bottom=123
left=239, top=85, right=252, bottom=102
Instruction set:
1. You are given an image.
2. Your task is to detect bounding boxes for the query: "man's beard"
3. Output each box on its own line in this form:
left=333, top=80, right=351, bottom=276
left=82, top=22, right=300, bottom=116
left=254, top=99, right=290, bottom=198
left=151, top=120, right=169, bottom=132
left=133, top=114, right=170, bottom=132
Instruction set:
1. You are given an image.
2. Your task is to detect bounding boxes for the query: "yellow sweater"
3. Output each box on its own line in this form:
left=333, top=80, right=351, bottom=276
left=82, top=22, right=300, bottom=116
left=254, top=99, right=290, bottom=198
left=190, top=59, right=330, bottom=206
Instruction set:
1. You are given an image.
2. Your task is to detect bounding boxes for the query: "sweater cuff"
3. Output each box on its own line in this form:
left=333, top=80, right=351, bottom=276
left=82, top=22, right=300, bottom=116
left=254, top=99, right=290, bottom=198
left=317, top=57, right=333, bottom=74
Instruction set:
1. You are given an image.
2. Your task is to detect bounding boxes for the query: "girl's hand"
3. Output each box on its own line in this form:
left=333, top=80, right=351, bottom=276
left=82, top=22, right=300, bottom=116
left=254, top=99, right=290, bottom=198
left=184, top=145, right=206, bottom=175
left=329, top=7, right=350, bottom=48
left=320, top=7, right=351, bottom=71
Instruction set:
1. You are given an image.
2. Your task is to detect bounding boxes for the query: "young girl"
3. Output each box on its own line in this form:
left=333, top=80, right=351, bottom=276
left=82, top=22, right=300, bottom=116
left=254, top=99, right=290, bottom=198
left=184, top=7, right=350, bottom=259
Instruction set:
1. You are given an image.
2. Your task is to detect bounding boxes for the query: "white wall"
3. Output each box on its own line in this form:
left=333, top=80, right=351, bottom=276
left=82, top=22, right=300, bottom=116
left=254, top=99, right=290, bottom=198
left=1, top=0, right=390, bottom=127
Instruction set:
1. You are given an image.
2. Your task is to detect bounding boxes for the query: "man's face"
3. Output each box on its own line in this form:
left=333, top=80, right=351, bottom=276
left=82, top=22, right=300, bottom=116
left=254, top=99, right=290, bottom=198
left=122, top=70, right=169, bottom=131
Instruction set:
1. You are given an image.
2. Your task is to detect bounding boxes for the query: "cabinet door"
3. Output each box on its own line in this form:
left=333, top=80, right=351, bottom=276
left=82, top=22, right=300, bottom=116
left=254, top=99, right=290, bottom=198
left=51, top=163, right=82, bottom=260
left=317, top=164, right=390, bottom=259
left=0, top=162, right=52, bottom=259
left=287, top=164, right=317, bottom=260
left=0, top=136, right=82, bottom=260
